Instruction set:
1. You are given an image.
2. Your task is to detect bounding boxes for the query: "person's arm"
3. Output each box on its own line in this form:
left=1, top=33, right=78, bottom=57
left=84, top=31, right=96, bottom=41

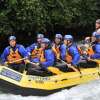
left=91, top=53, right=100, bottom=59
left=70, top=46, right=80, bottom=66
left=91, top=44, right=100, bottom=59
left=41, top=50, right=55, bottom=69
left=18, top=45, right=31, bottom=64
left=92, top=32, right=97, bottom=43
left=1, top=48, right=9, bottom=64
left=95, top=44, right=100, bottom=53
left=60, top=44, right=67, bottom=61
left=26, top=44, right=35, bottom=54
left=19, top=45, right=29, bottom=58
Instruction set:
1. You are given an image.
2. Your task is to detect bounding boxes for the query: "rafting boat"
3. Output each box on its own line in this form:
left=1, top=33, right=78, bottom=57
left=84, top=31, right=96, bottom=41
left=0, top=60, right=100, bottom=96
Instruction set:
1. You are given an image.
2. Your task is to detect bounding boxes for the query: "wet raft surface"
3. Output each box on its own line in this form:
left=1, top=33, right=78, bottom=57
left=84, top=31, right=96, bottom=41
left=27, top=60, right=98, bottom=76
left=0, top=60, right=100, bottom=96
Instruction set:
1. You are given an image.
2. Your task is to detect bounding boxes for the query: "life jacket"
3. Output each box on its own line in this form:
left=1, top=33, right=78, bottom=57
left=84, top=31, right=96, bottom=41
left=87, top=47, right=94, bottom=56
left=65, top=45, right=80, bottom=64
left=65, top=48, right=72, bottom=64
left=39, top=49, right=46, bottom=62
left=7, top=48, right=22, bottom=64
left=52, top=44, right=60, bottom=59
left=31, top=48, right=40, bottom=58
left=30, top=44, right=40, bottom=58
left=79, top=44, right=94, bottom=56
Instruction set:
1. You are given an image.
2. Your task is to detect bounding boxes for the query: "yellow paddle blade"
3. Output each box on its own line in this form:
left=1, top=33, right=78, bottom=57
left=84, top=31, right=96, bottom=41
left=48, top=67, right=64, bottom=75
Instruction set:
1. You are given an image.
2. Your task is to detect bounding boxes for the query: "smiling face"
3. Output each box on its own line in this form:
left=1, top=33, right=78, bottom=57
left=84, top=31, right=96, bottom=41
left=9, top=40, right=16, bottom=47
left=55, top=38, right=61, bottom=45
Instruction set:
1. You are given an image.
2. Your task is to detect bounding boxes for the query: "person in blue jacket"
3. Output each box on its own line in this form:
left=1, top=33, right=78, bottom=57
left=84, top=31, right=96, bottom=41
left=27, top=38, right=55, bottom=74
left=26, top=33, right=44, bottom=63
left=39, top=38, right=55, bottom=70
left=52, top=34, right=63, bottom=60
left=1, top=36, right=29, bottom=73
left=92, top=19, right=100, bottom=43
left=60, top=35, right=80, bottom=67
left=92, top=19, right=100, bottom=37
left=91, top=34, right=100, bottom=59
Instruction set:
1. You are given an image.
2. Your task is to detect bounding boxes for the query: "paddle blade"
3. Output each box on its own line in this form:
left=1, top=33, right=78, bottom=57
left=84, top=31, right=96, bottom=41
left=48, top=67, right=64, bottom=75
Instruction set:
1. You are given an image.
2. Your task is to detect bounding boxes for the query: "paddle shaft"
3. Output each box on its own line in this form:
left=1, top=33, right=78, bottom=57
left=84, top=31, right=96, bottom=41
left=28, top=61, right=40, bottom=68
left=7, top=52, right=40, bottom=64
left=59, top=59, right=79, bottom=72
left=8, top=58, right=41, bottom=70
left=7, top=57, right=28, bottom=64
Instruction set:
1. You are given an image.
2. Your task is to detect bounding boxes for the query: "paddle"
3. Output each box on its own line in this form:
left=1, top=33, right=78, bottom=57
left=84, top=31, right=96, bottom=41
left=29, top=53, right=64, bottom=74
left=6, top=57, right=40, bottom=69
left=7, top=57, right=28, bottom=64
left=58, top=59, right=80, bottom=72
left=27, top=61, right=40, bottom=69
left=47, top=67, right=64, bottom=75
left=88, top=59, right=100, bottom=65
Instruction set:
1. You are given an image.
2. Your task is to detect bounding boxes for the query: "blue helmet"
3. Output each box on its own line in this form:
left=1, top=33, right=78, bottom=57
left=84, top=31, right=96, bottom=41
left=9, top=36, right=16, bottom=41
left=64, top=35, right=73, bottom=41
left=37, top=34, right=44, bottom=38
left=41, top=38, right=50, bottom=44
left=55, top=34, right=62, bottom=39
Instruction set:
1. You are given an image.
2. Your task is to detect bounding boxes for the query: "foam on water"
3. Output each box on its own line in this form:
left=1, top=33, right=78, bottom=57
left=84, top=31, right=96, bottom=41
left=0, top=80, right=100, bottom=100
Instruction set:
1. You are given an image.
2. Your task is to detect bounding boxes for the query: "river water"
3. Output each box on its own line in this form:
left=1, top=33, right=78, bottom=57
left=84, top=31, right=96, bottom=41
left=0, top=80, right=100, bottom=100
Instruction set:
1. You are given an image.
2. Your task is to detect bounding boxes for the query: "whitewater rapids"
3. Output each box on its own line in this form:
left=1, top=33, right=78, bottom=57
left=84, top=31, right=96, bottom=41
left=0, top=80, right=100, bottom=100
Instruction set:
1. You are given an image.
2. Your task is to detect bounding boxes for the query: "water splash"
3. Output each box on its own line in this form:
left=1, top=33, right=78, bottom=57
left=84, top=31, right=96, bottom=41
left=0, top=80, right=100, bottom=100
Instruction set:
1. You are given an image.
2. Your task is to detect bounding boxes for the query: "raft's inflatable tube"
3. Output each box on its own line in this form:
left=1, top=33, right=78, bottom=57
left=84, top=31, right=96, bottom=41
left=0, top=60, right=100, bottom=96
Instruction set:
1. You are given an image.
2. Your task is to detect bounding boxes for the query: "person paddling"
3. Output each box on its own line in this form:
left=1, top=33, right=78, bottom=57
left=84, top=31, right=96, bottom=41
left=52, top=33, right=63, bottom=60
left=92, top=19, right=100, bottom=42
left=26, top=33, right=44, bottom=63
left=80, top=37, right=94, bottom=60
left=27, top=38, right=55, bottom=74
left=90, top=34, right=100, bottom=59
left=39, top=38, right=55, bottom=70
left=60, top=35, right=80, bottom=69
left=1, top=36, right=29, bottom=73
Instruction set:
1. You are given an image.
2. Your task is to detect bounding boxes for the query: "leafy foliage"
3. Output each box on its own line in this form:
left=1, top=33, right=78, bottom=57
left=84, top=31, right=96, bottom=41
left=0, top=0, right=99, bottom=34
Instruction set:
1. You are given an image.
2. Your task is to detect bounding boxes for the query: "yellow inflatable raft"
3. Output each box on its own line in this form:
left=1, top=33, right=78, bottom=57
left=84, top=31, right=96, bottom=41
left=0, top=60, right=100, bottom=96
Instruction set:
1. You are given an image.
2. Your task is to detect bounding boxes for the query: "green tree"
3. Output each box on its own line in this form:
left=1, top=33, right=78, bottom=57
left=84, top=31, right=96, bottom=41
left=0, top=0, right=99, bottom=34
